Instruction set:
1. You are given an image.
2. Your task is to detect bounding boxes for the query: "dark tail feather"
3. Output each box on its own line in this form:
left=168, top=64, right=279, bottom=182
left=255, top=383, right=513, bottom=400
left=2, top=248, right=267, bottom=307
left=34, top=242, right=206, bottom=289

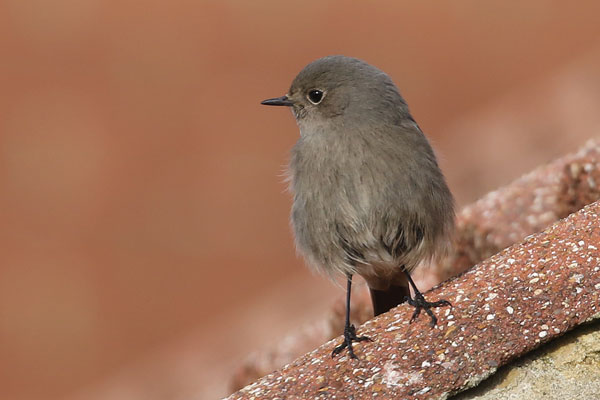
left=369, top=285, right=410, bottom=316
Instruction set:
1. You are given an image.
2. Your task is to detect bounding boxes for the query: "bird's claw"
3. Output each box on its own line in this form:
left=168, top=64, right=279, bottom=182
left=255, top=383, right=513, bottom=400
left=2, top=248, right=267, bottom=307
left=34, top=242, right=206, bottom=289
left=331, top=324, right=372, bottom=359
left=407, top=292, right=452, bottom=327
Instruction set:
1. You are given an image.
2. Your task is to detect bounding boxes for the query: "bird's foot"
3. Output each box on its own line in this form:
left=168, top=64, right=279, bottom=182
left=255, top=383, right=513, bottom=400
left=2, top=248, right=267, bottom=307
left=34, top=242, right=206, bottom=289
left=407, top=291, right=452, bottom=327
left=331, top=324, right=372, bottom=359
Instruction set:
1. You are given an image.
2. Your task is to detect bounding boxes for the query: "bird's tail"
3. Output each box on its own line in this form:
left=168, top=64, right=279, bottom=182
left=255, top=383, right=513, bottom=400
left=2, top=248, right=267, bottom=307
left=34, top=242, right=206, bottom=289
left=369, top=284, right=410, bottom=316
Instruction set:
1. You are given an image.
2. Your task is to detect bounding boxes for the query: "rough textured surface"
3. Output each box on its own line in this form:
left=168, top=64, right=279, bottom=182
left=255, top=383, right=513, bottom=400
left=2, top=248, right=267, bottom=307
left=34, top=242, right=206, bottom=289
left=454, top=320, right=600, bottom=399
left=227, top=201, right=600, bottom=399
left=230, top=139, right=600, bottom=392
left=445, top=138, right=600, bottom=279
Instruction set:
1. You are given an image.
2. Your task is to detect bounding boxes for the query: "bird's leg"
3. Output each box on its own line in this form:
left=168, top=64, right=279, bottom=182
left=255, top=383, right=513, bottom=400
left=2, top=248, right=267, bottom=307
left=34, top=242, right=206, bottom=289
left=332, top=274, right=372, bottom=359
left=404, top=270, right=451, bottom=327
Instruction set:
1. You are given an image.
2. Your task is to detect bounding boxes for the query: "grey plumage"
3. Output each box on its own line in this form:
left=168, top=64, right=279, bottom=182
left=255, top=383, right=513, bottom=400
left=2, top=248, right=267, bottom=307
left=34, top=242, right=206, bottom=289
left=285, top=56, right=454, bottom=291
left=261, top=55, right=455, bottom=358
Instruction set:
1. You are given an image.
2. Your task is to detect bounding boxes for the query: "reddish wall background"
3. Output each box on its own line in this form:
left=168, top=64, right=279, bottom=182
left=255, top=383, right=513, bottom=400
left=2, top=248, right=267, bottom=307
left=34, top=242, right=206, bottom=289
left=1, top=2, right=600, bottom=399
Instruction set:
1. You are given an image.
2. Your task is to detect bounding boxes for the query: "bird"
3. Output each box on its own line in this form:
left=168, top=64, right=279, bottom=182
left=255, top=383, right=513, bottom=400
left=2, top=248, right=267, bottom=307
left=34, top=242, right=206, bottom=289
left=261, top=55, right=455, bottom=359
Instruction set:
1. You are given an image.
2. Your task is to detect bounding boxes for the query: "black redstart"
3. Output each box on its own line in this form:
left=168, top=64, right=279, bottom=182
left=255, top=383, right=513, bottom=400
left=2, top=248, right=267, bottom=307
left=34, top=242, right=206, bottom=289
left=262, top=56, right=454, bottom=359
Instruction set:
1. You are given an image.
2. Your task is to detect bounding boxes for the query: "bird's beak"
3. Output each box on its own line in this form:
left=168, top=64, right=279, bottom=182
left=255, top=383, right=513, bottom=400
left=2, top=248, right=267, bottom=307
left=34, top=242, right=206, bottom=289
left=261, top=95, right=294, bottom=107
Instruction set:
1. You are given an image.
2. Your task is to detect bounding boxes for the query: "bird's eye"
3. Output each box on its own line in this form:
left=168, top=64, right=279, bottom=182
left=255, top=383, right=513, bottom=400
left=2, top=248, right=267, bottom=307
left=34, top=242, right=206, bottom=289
left=307, top=89, right=324, bottom=104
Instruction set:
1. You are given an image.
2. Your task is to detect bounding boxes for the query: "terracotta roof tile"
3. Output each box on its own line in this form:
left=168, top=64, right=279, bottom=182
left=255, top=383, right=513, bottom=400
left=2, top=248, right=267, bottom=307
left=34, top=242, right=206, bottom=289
left=228, top=139, right=600, bottom=398
left=227, top=200, right=600, bottom=399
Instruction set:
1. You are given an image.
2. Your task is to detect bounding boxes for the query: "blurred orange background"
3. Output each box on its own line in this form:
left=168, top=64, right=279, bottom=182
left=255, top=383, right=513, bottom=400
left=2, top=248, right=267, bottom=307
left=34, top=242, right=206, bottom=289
left=2, top=1, right=600, bottom=399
